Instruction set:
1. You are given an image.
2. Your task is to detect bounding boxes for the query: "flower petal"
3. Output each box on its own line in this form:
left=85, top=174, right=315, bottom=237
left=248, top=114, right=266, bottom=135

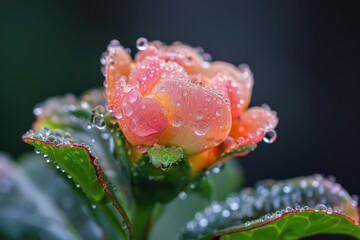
left=136, top=41, right=204, bottom=74
left=128, top=56, right=187, bottom=95
left=204, top=62, right=253, bottom=115
left=111, top=80, right=168, bottom=146
left=231, top=105, right=278, bottom=143
left=150, top=80, right=232, bottom=155
left=104, top=43, right=132, bottom=110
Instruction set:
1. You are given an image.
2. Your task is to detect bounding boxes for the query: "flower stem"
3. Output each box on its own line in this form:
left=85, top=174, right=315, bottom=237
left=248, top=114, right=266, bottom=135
left=132, top=202, right=157, bottom=240
left=98, top=203, right=128, bottom=239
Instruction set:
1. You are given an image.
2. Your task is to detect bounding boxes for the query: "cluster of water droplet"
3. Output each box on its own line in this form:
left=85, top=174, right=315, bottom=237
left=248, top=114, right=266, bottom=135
left=25, top=128, right=76, bottom=146
left=179, top=174, right=359, bottom=239
left=27, top=129, right=92, bottom=188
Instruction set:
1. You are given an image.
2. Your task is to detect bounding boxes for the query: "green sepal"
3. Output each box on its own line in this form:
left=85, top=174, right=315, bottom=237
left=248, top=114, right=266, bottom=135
left=131, top=153, right=191, bottom=204
left=148, top=145, right=184, bottom=170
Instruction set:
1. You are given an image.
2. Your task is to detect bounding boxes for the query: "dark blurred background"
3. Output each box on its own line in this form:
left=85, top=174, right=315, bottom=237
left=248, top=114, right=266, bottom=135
left=1, top=1, right=359, bottom=238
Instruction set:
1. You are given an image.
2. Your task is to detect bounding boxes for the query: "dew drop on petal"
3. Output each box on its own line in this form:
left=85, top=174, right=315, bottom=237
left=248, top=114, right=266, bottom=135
left=215, top=108, right=223, bottom=117
left=195, top=111, right=204, bottom=120
left=128, top=93, right=138, bottom=103
left=263, top=130, right=277, bottom=144
left=136, top=37, right=148, bottom=51
left=171, top=116, right=183, bottom=127
left=125, top=107, right=134, bottom=117
left=107, top=39, right=120, bottom=51
left=193, top=120, right=209, bottom=136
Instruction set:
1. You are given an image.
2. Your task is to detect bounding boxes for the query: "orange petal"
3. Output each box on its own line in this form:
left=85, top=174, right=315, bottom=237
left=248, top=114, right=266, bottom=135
left=136, top=41, right=204, bottom=74
left=150, top=80, right=232, bottom=155
left=128, top=56, right=188, bottom=95
left=232, top=106, right=278, bottom=141
left=104, top=41, right=132, bottom=110
left=203, top=62, right=253, bottom=114
left=111, top=79, right=168, bottom=146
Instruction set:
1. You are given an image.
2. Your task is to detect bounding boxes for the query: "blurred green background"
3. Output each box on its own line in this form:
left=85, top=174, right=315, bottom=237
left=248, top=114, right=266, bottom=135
left=1, top=0, right=359, bottom=224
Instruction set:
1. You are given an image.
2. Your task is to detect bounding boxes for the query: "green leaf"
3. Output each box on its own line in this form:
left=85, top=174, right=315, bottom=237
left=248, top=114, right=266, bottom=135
left=33, top=88, right=105, bottom=130
left=0, top=153, right=82, bottom=240
left=211, top=144, right=256, bottom=167
left=32, top=89, right=132, bottom=208
left=22, top=129, right=133, bottom=240
left=180, top=175, right=360, bottom=239
left=206, top=211, right=360, bottom=240
left=17, top=152, right=105, bottom=239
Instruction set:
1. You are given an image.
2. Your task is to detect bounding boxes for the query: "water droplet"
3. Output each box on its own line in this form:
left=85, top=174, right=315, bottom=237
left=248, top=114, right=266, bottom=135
left=199, top=218, right=208, bottom=227
left=285, top=206, right=293, bottom=212
left=212, top=167, right=221, bottom=174
left=75, top=184, right=80, bottom=188
left=92, top=205, right=97, bottom=209
left=100, top=51, right=108, bottom=65
left=33, top=107, right=42, bottom=116
left=128, top=92, right=138, bottom=103
left=222, top=209, right=230, bottom=218
left=215, top=108, right=223, bottom=117
left=125, top=107, right=133, bottom=117
left=178, top=191, right=187, bottom=200
left=193, top=120, right=209, bottom=136
left=314, top=204, right=327, bottom=212
left=212, top=203, right=222, bottom=213
left=34, top=148, right=41, bottom=154
left=195, top=111, right=204, bottom=120
left=283, top=185, right=291, bottom=193
left=171, top=116, right=183, bottom=127
left=92, top=116, right=106, bottom=130
left=136, top=37, right=148, bottom=51
left=263, top=130, right=277, bottom=144
left=182, top=90, right=188, bottom=97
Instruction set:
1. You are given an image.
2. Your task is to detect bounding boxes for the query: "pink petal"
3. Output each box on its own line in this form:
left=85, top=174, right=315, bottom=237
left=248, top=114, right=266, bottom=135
left=128, top=56, right=188, bottom=95
left=150, top=80, right=232, bottom=155
left=228, top=106, right=278, bottom=148
left=136, top=41, right=204, bottom=74
left=203, top=62, right=253, bottom=115
left=111, top=80, right=168, bottom=146
left=104, top=43, right=132, bottom=110
left=237, top=106, right=278, bottom=136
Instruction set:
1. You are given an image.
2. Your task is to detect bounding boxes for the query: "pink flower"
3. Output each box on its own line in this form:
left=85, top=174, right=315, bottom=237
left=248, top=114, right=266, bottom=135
left=104, top=39, right=278, bottom=173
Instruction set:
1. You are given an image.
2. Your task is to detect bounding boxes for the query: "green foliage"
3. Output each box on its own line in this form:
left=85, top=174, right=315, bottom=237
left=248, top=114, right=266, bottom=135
left=22, top=129, right=132, bottom=239
left=210, top=211, right=360, bottom=240
left=0, top=154, right=82, bottom=240
left=180, top=175, right=360, bottom=239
